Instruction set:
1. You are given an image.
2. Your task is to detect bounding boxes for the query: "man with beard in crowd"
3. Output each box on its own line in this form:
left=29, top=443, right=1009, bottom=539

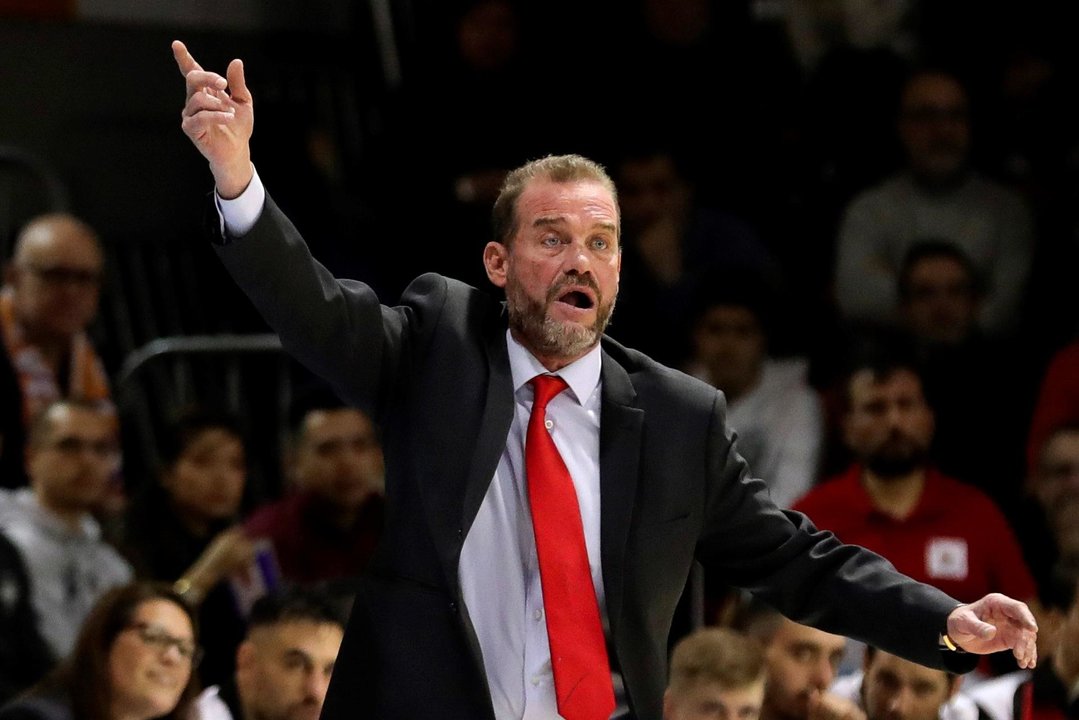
left=794, top=351, right=1036, bottom=606
left=172, top=41, right=1039, bottom=720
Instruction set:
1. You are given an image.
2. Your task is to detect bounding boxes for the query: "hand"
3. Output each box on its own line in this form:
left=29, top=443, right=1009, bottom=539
left=946, top=593, right=1038, bottom=668
left=807, top=689, right=867, bottom=720
left=172, top=40, right=254, bottom=198
left=189, top=527, right=257, bottom=589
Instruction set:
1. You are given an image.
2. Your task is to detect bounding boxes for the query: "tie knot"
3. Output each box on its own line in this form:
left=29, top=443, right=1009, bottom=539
left=531, top=374, right=568, bottom=409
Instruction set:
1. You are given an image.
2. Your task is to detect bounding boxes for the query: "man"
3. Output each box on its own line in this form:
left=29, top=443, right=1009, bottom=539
left=685, top=276, right=822, bottom=507
left=664, top=627, right=766, bottom=720
left=173, top=41, right=1037, bottom=720
left=0, top=213, right=112, bottom=488
left=1012, top=424, right=1079, bottom=610
left=196, top=587, right=347, bottom=720
left=830, top=647, right=976, bottom=720
left=244, top=390, right=384, bottom=585
left=793, top=354, right=1036, bottom=605
left=894, top=242, right=1030, bottom=502
left=834, top=69, right=1033, bottom=336
left=736, top=600, right=866, bottom=720
left=0, top=400, right=132, bottom=659
left=966, top=577, right=1079, bottom=720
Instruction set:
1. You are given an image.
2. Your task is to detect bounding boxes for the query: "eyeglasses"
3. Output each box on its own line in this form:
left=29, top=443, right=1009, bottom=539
left=46, top=436, right=120, bottom=460
left=127, top=622, right=203, bottom=665
left=20, top=263, right=102, bottom=288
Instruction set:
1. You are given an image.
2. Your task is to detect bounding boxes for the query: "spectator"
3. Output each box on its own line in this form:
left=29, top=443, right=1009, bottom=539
left=793, top=352, right=1036, bottom=606
left=966, top=576, right=1079, bottom=720
left=664, top=627, right=766, bottom=720
left=123, top=405, right=257, bottom=689
left=195, top=587, right=347, bottom=720
left=0, top=532, right=53, bottom=704
left=611, top=149, right=777, bottom=366
left=830, top=646, right=977, bottom=720
left=895, top=241, right=1031, bottom=503
left=0, top=582, right=200, bottom=720
left=0, top=214, right=112, bottom=488
left=0, top=400, right=132, bottom=660
left=734, top=599, right=866, bottom=720
left=1026, top=340, right=1079, bottom=476
left=834, top=69, right=1034, bottom=336
left=244, top=389, right=383, bottom=586
left=684, top=275, right=823, bottom=507
left=1012, top=424, right=1079, bottom=609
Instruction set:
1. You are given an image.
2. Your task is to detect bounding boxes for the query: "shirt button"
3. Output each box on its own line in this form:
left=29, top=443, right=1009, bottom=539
left=545, top=419, right=553, bottom=430
left=533, top=608, right=543, bottom=621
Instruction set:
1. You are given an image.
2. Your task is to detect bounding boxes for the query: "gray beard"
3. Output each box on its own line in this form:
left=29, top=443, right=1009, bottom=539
left=505, top=280, right=615, bottom=361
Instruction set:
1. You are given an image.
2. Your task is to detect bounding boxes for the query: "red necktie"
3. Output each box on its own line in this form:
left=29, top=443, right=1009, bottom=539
left=526, top=374, right=615, bottom=720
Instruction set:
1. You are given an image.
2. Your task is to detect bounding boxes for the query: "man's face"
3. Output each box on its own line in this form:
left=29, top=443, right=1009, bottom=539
left=484, top=179, right=621, bottom=366
left=9, top=217, right=103, bottom=342
left=27, top=404, right=118, bottom=515
left=862, top=651, right=956, bottom=720
left=294, top=409, right=383, bottom=509
left=236, top=620, right=344, bottom=720
left=900, top=256, right=978, bottom=345
left=898, top=74, right=971, bottom=185
left=693, top=305, right=765, bottom=397
left=1030, top=429, right=1079, bottom=543
left=844, top=369, right=934, bottom=479
left=763, top=619, right=847, bottom=720
left=665, top=678, right=765, bottom=720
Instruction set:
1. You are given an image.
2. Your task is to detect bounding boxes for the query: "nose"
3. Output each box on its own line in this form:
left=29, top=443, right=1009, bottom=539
left=888, top=688, right=912, bottom=718
left=305, top=670, right=332, bottom=704
left=562, top=240, right=593, bottom=275
left=810, top=656, right=835, bottom=688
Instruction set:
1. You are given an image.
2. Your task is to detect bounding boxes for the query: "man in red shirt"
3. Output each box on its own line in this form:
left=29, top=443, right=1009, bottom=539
left=794, top=355, right=1035, bottom=605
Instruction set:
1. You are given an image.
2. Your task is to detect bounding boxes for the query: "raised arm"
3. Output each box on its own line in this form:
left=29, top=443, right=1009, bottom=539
left=172, top=40, right=254, bottom=199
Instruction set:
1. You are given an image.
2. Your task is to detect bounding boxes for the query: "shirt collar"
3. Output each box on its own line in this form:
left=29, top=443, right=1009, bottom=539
left=506, top=329, right=603, bottom=405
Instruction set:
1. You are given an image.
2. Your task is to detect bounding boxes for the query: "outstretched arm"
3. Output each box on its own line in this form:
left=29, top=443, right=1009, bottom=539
left=946, top=593, right=1038, bottom=668
left=172, top=40, right=254, bottom=199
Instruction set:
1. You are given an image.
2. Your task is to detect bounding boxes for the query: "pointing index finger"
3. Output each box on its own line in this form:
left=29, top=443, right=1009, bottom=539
left=172, top=40, right=203, bottom=77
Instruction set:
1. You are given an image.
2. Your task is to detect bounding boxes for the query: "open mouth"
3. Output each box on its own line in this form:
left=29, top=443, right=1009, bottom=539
left=556, top=289, right=596, bottom=310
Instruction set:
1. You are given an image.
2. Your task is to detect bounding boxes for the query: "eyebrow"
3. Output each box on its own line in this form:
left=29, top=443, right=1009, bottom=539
left=532, top=217, right=617, bottom=235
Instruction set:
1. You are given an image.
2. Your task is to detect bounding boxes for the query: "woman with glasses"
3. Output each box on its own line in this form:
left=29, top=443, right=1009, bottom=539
left=0, top=581, right=201, bottom=720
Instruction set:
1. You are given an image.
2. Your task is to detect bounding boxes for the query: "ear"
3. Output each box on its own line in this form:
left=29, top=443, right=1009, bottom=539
left=235, top=639, right=255, bottom=688
left=483, top=242, right=509, bottom=289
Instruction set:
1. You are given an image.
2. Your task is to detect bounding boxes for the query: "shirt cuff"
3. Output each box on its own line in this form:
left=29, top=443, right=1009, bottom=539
left=214, top=165, right=265, bottom=237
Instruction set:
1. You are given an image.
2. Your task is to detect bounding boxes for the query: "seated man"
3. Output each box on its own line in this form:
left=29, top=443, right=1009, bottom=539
left=0, top=400, right=132, bottom=660
left=196, top=586, right=347, bottom=720
left=734, top=599, right=866, bottom=720
left=684, top=276, right=823, bottom=507
left=245, top=388, right=384, bottom=586
left=794, top=352, right=1035, bottom=606
left=0, top=214, right=112, bottom=488
left=831, top=646, right=977, bottom=720
left=966, top=576, right=1079, bottom=720
left=665, top=626, right=767, bottom=720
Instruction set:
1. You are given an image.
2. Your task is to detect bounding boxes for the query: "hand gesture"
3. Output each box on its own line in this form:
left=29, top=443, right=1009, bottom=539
left=171, top=40, right=254, bottom=198
left=946, top=593, right=1038, bottom=668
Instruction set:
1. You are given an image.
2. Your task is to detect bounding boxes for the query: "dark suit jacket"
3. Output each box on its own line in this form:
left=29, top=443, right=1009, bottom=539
left=213, top=194, right=974, bottom=720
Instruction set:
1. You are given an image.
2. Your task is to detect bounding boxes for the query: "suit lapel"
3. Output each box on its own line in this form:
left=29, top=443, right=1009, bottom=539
left=598, top=350, right=644, bottom=632
left=460, top=326, right=515, bottom=541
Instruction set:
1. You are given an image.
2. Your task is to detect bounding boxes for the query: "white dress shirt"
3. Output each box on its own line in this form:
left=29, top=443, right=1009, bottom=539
left=217, top=171, right=621, bottom=719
